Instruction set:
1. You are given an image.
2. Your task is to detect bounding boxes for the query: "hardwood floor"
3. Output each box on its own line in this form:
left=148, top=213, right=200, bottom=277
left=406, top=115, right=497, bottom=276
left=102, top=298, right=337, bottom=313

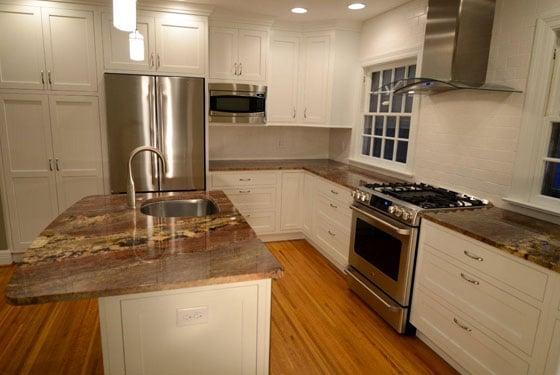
left=0, top=240, right=455, bottom=374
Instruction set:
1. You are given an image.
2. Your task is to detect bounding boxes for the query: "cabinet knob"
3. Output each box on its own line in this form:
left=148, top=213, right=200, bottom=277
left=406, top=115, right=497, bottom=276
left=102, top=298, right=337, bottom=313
left=292, top=107, right=296, bottom=119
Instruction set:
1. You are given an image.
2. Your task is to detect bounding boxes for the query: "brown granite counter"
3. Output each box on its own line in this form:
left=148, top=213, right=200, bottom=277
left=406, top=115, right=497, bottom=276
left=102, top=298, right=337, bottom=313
left=6, top=191, right=283, bottom=305
left=209, top=159, right=402, bottom=189
left=421, top=207, right=560, bottom=273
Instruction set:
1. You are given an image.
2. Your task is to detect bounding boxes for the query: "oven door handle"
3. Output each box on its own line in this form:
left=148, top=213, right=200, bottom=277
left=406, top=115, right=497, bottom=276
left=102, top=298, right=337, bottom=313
left=350, top=205, right=412, bottom=236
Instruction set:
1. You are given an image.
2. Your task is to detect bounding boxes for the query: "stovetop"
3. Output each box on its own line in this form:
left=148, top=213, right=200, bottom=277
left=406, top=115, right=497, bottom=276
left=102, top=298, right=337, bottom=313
left=352, top=182, right=490, bottom=226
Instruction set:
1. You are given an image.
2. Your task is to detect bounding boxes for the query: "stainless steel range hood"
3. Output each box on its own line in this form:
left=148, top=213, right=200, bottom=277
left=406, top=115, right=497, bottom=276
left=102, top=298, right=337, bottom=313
left=382, top=0, right=521, bottom=95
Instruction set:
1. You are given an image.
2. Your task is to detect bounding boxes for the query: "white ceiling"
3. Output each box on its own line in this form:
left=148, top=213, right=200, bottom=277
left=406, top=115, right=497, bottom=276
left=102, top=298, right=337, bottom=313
left=191, top=0, right=410, bottom=22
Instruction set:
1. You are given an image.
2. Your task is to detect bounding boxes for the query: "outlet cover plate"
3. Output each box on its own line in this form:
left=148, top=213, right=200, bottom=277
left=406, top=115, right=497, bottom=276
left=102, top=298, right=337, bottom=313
left=176, top=306, right=209, bottom=327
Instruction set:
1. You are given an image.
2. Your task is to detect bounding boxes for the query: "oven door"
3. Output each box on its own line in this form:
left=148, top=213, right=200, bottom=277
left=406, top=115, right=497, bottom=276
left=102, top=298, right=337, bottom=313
left=349, top=204, right=418, bottom=306
left=209, top=90, right=266, bottom=124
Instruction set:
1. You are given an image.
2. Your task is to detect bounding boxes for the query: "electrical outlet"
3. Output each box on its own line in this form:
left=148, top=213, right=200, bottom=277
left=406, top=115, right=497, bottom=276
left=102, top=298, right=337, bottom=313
left=176, top=306, right=208, bottom=327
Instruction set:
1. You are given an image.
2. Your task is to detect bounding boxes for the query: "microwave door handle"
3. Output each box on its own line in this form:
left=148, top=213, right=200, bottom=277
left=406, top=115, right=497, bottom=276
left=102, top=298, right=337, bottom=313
left=350, top=205, right=412, bottom=236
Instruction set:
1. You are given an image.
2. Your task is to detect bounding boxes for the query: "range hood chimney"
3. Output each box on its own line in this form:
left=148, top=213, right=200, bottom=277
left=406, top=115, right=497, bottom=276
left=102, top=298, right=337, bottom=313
left=385, top=0, right=521, bottom=95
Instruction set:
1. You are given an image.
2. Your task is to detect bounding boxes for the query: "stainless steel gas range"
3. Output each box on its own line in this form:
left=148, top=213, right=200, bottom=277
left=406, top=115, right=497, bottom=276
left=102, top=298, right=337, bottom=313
left=346, top=183, right=489, bottom=333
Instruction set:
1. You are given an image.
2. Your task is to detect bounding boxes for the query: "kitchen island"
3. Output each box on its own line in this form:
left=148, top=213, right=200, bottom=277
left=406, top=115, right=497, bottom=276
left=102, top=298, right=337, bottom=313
left=6, top=191, right=282, bottom=375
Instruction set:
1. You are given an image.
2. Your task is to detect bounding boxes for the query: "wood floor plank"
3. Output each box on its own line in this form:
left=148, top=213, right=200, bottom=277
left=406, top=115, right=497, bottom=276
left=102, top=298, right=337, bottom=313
left=0, top=240, right=455, bottom=374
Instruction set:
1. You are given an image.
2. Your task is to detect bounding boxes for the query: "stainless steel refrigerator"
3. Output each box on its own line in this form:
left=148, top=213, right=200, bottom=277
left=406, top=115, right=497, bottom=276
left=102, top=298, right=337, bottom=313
left=105, top=73, right=205, bottom=193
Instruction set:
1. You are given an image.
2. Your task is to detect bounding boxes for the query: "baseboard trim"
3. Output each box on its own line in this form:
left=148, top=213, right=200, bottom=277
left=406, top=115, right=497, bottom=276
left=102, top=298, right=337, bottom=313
left=415, top=331, right=467, bottom=375
left=258, top=232, right=305, bottom=242
left=0, top=249, right=13, bottom=265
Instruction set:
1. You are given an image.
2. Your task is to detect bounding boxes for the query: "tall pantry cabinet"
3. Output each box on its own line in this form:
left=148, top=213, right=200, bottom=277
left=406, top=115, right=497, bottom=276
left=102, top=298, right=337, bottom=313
left=0, top=3, right=103, bottom=254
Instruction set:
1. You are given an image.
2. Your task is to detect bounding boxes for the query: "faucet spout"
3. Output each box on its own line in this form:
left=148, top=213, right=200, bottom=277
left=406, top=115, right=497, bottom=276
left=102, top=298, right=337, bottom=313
left=127, top=146, right=168, bottom=208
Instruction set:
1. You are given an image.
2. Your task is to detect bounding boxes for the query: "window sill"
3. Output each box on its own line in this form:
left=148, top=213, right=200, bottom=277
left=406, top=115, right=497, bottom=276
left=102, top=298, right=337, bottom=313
left=502, top=197, right=560, bottom=218
left=348, top=158, right=414, bottom=180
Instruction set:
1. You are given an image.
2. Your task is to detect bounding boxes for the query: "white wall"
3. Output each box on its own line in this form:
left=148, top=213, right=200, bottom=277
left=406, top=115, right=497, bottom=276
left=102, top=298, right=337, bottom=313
left=358, top=0, right=560, bottom=223
left=209, top=126, right=331, bottom=160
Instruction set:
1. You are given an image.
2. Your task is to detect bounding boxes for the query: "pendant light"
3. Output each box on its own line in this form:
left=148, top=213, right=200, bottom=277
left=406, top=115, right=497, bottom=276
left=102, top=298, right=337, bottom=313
left=113, top=0, right=137, bottom=32
left=129, top=30, right=144, bottom=61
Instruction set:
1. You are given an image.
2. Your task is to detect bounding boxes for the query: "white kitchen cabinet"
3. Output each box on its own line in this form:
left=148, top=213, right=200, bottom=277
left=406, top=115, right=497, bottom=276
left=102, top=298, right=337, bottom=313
left=268, top=34, right=300, bottom=123
left=544, top=318, right=560, bottom=374
left=0, top=94, right=59, bottom=253
left=209, top=26, right=268, bottom=82
left=301, top=173, right=316, bottom=237
left=155, top=15, right=206, bottom=75
left=279, top=171, right=303, bottom=232
left=0, top=93, right=104, bottom=253
left=0, top=5, right=46, bottom=90
left=102, top=12, right=207, bottom=76
left=300, top=35, right=331, bottom=124
left=41, top=8, right=97, bottom=92
left=49, top=96, right=104, bottom=211
left=102, top=14, right=156, bottom=72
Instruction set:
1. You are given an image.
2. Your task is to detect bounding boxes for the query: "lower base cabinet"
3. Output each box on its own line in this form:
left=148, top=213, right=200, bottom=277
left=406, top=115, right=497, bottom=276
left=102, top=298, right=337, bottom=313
left=209, top=170, right=353, bottom=270
left=411, top=220, right=560, bottom=375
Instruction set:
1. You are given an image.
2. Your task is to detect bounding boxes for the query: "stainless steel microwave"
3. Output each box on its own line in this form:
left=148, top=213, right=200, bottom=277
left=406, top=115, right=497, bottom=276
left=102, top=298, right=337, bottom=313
left=209, top=83, right=267, bottom=124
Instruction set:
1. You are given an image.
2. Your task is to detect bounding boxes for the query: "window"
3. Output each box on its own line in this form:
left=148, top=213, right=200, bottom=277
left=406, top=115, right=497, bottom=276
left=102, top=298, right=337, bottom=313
left=358, top=62, right=416, bottom=172
left=541, top=122, right=560, bottom=199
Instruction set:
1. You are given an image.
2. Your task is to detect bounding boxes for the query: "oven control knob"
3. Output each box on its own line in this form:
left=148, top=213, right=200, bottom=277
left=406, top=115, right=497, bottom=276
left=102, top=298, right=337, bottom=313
left=388, top=206, right=396, bottom=214
left=351, top=190, right=357, bottom=198
left=393, top=207, right=403, bottom=217
left=402, top=211, right=411, bottom=221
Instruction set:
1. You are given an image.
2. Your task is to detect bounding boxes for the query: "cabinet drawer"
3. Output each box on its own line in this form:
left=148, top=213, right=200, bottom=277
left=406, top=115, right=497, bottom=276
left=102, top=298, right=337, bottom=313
left=315, top=193, right=352, bottom=229
left=412, top=290, right=529, bottom=375
left=314, top=211, right=350, bottom=264
left=423, top=221, right=548, bottom=301
left=315, top=179, right=352, bottom=205
left=242, top=210, right=276, bottom=235
left=418, top=246, right=540, bottom=354
left=211, top=172, right=277, bottom=188
left=222, top=187, right=276, bottom=211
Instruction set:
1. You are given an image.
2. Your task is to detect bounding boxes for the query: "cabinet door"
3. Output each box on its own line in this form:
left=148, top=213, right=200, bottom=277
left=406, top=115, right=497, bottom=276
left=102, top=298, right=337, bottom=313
left=301, top=35, right=331, bottom=124
left=42, top=8, right=97, bottom=92
left=301, top=173, right=315, bottom=237
left=155, top=15, right=206, bottom=75
left=0, top=5, right=46, bottom=90
left=237, top=29, right=268, bottom=82
left=49, top=96, right=104, bottom=212
left=209, top=27, right=238, bottom=80
left=268, top=35, right=299, bottom=123
left=0, top=94, right=58, bottom=253
left=545, top=319, right=560, bottom=374
left=102, top=13, right=156, bottom=72
left=280, top=171, right=303, bottom=232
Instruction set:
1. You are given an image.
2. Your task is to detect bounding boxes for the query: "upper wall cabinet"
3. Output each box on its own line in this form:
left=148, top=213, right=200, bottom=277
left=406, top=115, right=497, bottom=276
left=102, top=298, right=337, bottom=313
left=209, top=25, right=268, bottom=82
left=0, top=5, right=97, bottom=92
left=102, top=12, right=207, bottom=76
left=268, top=30, right=360, bottom=128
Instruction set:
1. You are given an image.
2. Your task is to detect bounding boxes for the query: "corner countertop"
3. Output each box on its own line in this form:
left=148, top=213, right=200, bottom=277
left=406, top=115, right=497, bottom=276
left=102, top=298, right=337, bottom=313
left=6, top=191, right=283, bottom=305
left=209, top=159, right=403, bottom=189
left=421, top=207, right=560, bottom=273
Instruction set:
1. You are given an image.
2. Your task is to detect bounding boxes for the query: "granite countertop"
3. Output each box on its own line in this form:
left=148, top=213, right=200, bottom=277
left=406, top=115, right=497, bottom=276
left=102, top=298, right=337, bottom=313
left=209, top=159, right=403, bottom=189
left=422, top=207, right=560, bottom=273
left=6, top=191, right=283, bottom=305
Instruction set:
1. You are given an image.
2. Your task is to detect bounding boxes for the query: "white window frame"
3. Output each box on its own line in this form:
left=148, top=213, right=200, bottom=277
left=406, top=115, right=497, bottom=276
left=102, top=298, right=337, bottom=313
left=350, top=56, right=420, bottom=178
left=506, top=13, right=560, bottom=215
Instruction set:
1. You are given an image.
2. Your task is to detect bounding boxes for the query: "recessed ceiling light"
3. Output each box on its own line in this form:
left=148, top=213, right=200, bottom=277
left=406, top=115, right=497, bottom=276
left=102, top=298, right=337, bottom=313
left=348, top=2, right=366, bottom=10
left=291, top=7, right=308, bottom=14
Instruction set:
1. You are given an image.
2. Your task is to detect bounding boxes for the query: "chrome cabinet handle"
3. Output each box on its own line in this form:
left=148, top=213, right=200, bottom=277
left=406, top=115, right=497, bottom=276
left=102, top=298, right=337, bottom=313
left=48, top=159, right=53, bottom=171
left=464, top=250, right=484, bottom=262
left=238, top=190, right=251, bottom=194
left=40, top=70, right=45, bottom=85
left=239, top=63, right=242, bottom=75
left=292, top=107, right=296, bottom=119
left=304, top=108, right=307, bottom=119
left=453, top=318, right=472, bottom=332
left=330, top=189, right=338, bottom=195
left=329, top=203, right=338, bottom=209
left=156, top=54, right=160, bottom=69
left=150, top=53, right=154, bottom=68
left=328, top=230, right=336, bottom=237
left=234, top=63, right=238, bottom=75
left=48, top=71, right=52, bottom=85
left=239, top=178, right=251, bottom=181
left=55, top=158, right=60, bottom=171
left=460, top=273, right=480, bottom=285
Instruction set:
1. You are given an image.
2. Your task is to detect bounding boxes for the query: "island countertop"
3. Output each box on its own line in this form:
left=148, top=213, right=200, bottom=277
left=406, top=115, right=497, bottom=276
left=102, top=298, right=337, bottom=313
left=6, top=191, right=283, bottom=305
left=209, top=159, right=403, bottom=189
left=421, top=207, right=560, bottom=273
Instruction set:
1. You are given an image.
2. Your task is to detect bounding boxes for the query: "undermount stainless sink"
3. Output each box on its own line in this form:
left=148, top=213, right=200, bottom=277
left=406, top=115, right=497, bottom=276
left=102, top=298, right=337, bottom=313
left=140, top=199, right=219, bottom=218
